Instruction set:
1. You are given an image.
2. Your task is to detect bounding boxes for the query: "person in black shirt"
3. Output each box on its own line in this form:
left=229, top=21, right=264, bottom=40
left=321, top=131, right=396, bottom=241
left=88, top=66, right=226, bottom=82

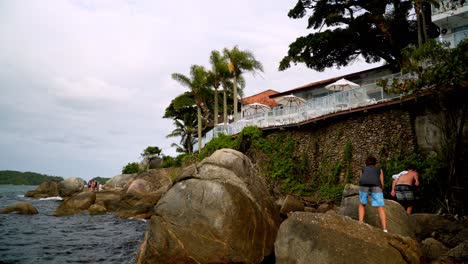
left=358, top=156, right=388, bottom=232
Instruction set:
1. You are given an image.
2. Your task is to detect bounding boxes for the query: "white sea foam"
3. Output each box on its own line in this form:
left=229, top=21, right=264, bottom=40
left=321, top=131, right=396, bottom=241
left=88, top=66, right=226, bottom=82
left=17, top=195, right=25, bottom=198
left=39, top=196, right=63, bottom=201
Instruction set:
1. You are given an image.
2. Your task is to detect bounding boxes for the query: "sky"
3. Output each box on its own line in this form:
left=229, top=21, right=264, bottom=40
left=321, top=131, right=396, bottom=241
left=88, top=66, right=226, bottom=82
left=0, top=0, right=380, bottom=181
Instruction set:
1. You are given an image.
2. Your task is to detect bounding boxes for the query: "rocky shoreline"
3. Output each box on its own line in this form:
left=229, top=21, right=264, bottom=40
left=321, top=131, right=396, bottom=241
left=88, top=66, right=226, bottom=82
left=2, top=149, right=467, bottom=263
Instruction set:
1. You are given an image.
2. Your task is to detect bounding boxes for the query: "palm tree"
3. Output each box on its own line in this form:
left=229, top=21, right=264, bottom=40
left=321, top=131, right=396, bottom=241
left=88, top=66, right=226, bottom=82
left=223, top=46, right=264, bottom=121
left=172, top=65, right=209, bottom=152
left=207, top=50, right=229, bottom=127
left=164, top=92, right=198, bottom=154
left=413, top=0, right=440, bottom=46
left=166, top=111, right=197, bottom=154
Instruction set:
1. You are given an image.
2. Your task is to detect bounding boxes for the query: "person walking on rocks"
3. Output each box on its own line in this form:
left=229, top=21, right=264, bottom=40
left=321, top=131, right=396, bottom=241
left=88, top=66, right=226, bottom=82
left=358, top=156, right=387, bottom=232
left=391, top=165, right=420, bottom=214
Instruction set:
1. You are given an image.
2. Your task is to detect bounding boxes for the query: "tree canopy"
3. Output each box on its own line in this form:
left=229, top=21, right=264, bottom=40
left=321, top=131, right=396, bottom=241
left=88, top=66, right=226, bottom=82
left=279, top=0, right=439, bottom=72
left=141, top=146, right=162, bottom=157
left=0, top=170, right=64, bottom=185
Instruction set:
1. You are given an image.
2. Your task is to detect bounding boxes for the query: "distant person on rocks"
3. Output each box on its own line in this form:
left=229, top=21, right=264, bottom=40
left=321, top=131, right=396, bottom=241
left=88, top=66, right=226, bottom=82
left=391, top=165, right=420, bottom=214
left=358, top=156, right=387, bottom=232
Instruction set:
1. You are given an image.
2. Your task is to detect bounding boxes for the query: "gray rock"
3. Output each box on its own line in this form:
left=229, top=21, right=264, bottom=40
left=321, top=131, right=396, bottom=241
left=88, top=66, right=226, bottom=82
left=104, top=173, right=137, bottom=190
left=25, top=181, right=60, bottom=198
left=339, top=184, right=417, bottom=238
left=95, top=191, right=122, bottom=211
left=446, top=240, right=468, bottom=261
left=410, top=213, right=453, bottom=239
left=58, top=177, right=85, bottom=197
left=280, top=195, right=304, bottom=215
left=88, top=204, right=107, bottom=215
left=274, top=212, right=422, bottom=264
left=136, top=148, right=280, bottom=264
left=421, top=238, right=449, bottom=261
left=1, top=202, right=38, bottom=214
left=54, top=191, right=96, bottom=216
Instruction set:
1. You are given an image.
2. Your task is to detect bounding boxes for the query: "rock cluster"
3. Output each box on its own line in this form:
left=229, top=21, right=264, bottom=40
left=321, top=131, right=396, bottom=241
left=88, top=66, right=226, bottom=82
left=16, top=149, right=467, bottom=263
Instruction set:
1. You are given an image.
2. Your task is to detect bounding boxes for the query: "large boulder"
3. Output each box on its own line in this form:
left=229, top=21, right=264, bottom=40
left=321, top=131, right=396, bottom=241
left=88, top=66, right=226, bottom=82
left=126, top=170, right=172, bottom=196
left=88, top=204, right=107, bottom=215
left=339, top=184, right=417, bottom=238
left=279, top=195, right=304, bottom=216
left=115, top=170, right=172, bottom=219
left=95, top=191, right=123, bottom=211
left=140, top=154, right=163, bottom=170
left=137, top=149, right=280, bottom=264
left=1, top=202, right=38, bottom=214
left=25, top=181, right=60, bottom=198
left=104, top=173, right=137, bottom=190
left=58, top=177, right=85, bottom=197
left=54, top=191, right=96, bottom=216
left=410, top=213, right=453, bottom=239
left=421, top=238, right=449, bottom=261
left=275, top=212, right=422, bottom=264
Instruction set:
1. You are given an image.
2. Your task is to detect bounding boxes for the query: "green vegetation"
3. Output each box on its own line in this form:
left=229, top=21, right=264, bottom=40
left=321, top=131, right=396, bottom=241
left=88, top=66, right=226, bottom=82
left=379, top=39, right=468, bottom=214
left=279, top=0, right=439, bottom=71
left=122, top=162, right=141, bottom=174
left=91, top=177, right=111, bottom=184
left=0, top=170, right=63, bottom=185
left=141, top=146, right=162, bottom=157
left=165, top=46, right=262, bottom=154
left=188, top=126, right=346, bottom=203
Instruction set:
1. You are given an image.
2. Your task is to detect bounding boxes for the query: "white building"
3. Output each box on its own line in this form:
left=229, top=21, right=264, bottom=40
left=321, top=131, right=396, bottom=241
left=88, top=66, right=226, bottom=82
left=432, top=0, right=468, bottom=47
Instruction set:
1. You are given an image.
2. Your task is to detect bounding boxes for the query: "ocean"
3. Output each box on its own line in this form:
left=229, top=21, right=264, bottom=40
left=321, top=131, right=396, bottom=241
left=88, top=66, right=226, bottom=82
left=0, top=185, right=147, bottom=264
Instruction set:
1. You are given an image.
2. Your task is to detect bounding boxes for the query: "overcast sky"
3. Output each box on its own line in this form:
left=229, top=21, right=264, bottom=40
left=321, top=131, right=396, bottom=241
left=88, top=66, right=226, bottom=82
left=0, top=0, right=380, bottom=181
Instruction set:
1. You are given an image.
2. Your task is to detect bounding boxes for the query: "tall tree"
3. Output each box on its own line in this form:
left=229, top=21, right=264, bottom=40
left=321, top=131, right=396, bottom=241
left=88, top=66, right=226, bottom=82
left=207, top=50, right=229, bottom=127
left=413, top=0, right=440, bottom=47
left=223, top=46, right=263, bottom=121
left=384, top=40, right=468, bottom=214
left=279, top=0, right=438, bottom=72
left=167, top=112, right=197, bottom=154
left=172, top=65, right=209, bottom=152
left=164, top=92, right=198, bottom=154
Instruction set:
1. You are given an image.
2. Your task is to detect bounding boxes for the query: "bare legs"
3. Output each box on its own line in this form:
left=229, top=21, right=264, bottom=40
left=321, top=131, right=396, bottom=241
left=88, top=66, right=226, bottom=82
left=377, top=207, right=387, bottom=231
left=358, top=204, right=366, bottom=222
left=358, top=204, right=387, bottom=231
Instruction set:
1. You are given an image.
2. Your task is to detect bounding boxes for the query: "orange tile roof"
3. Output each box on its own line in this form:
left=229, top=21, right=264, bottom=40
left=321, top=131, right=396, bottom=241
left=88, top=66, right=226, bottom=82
left=241, top=89, right=280, bottom=108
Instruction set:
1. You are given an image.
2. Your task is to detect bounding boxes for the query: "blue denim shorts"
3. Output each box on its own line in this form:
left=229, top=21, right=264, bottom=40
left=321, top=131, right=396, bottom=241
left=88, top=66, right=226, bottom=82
left=359, top=186, right=385, bottom=207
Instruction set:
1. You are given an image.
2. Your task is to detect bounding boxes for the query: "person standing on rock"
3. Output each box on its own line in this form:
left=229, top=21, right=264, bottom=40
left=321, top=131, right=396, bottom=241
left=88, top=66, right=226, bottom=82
left=391, top=165, right=420, bottom=214
left=358, top=156, right=388, bottom=232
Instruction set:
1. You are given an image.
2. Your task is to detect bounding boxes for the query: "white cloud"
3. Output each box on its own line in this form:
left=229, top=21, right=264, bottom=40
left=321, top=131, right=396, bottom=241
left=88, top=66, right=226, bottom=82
left=0, top=0, right=382, bottom=180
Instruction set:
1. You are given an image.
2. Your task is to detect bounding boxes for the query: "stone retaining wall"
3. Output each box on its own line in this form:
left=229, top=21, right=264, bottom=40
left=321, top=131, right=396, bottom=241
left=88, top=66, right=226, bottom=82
left=262, top=107, right=416, bottom=183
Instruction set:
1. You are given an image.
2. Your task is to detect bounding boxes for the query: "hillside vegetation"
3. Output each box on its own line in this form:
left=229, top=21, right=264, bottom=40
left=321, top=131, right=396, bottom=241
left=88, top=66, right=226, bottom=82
left=0, top=170, right=64, bottom=185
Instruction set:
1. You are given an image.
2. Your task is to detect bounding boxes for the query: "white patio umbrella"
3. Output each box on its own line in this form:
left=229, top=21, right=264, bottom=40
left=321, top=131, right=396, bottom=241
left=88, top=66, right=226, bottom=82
left=276, top=94, right=306, bottom=108
left=325, top=78, right=360, bottom=91
left=242, top=103, right=271, bottom=116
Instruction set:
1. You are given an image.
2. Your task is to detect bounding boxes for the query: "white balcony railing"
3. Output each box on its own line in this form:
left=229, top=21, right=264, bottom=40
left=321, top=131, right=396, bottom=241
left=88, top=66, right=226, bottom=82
left=432, top=0, right=468, bottom=16
left=193, top=72, right=416, bottom=152
left=438, top=29, right=468, bottom=48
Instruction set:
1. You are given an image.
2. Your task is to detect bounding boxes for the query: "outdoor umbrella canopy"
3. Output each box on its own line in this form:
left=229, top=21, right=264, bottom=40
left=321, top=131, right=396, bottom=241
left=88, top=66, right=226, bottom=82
left=276, top=94, right=306, bottom=107
left=325, top=78, right=360, bottom=91
left=242, top=103, right=271, bottom=115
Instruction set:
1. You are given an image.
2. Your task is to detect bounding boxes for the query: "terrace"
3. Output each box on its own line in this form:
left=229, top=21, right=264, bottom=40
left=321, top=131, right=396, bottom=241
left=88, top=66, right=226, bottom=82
left=194, top=72, right=417, bottom=151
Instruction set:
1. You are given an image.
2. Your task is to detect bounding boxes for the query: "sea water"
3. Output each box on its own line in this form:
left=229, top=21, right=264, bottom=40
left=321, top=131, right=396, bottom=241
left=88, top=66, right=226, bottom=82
left=0, top=185, right=147, bottom=264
